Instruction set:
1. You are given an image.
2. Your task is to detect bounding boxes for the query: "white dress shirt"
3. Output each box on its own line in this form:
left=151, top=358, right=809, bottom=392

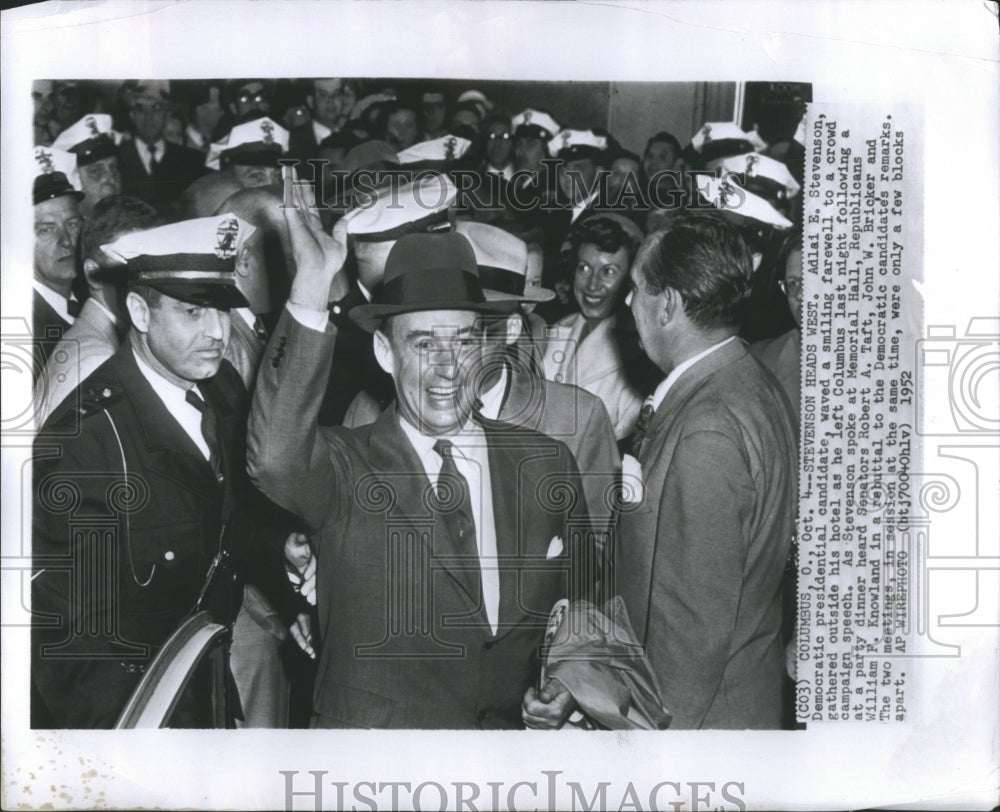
left=649, top=336, right=737, bottom=412
left=132, top=350, right=211, bottom=461
left=285, top=301, right=502, bottom=632
left=312, top=120, right=332, bottom=146
left=33, top=280, right=77, bottom=325
left=398, top=416, right=500, bottom=635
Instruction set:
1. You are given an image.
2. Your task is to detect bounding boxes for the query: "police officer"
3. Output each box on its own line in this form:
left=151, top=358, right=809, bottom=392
left=31, top=214, right=268, bottom=728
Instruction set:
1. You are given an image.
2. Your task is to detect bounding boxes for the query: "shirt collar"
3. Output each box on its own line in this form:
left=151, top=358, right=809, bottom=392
left=133, top=347, right=196, bottom=405
left=570, top=191, right=599, bottom=223
left=477, top=363, right=508, bottom=421
left=234, top=307, right=257, bottom=330
left=33, top=280, right=76, bottom=324
left=356, top=279, right=374, bottom=303
left=398, top=412, right=485, bottom=472
left=650, top=336, right=737, bottom=412
left=89, top=297, right=119, bottom=328
left=312, top=120, right=332, bottom=144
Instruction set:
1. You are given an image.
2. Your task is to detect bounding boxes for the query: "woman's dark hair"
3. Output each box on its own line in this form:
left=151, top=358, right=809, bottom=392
left=569, top=216, right=641, bottom=264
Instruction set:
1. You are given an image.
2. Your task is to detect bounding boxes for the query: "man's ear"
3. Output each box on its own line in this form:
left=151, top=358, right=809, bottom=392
left=372, top=328, right=395, bottom=375
left=82, top=257, right=100, bottom=286
left=660, top=287, right=679, bottom=326
left=126, top=291, right=151, bottom=334
left=306, top=94, right=314, bottom=113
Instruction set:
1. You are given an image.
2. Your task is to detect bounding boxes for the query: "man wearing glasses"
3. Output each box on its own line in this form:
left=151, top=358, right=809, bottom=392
left=117, top=82, right=207, bottom=215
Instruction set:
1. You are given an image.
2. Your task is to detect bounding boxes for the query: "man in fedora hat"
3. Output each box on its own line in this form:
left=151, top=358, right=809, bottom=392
left=247, top=189, right=593, bottom=728
left=31, top=214, right=305, bottom=729
left=343, top=220, right=622, bottom=535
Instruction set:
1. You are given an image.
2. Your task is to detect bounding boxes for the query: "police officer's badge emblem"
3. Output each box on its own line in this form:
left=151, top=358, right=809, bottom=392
left=701, top=123, right=712, bottom=144
left=561, top=131, right=572, bottom=150
left=718, top=178, right=738, bottom=209
left=215, top=217, right=240, bottom=259
left=444, top=135, right=456, bottom=161
left=523, top=110, right=533, bottom=125
left=35, top=148, right=55, bottom=174
left=86, top=116, right=100, bottom=137
left=746, top=153, right=759, bottom=177
left=261, top=120, right=274, bottom=144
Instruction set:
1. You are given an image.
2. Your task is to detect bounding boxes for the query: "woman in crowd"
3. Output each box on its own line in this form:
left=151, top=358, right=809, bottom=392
left=541, top=213, right=646, bottom=440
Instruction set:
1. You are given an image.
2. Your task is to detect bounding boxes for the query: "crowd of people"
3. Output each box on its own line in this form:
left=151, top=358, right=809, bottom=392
left=29, top=77, right=805, bottom=731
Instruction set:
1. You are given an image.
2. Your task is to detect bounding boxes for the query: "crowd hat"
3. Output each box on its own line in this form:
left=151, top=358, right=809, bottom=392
left=711, top=152, right=801, bottom=201
left=697, top=176, right=793, bottom=230
left=396, top=134, right=472, bottom=168
left=349, top=232, right=512, bottom=332
left=346, top=172, right=456, bottom=242
left=548, top=129, right=608, bottom=161
left=206, top=116, right=290, bottom=170
left=51, top=114, right=120, bottom=166
left=511, top=109, right=560, bottom=142
left=454, top=220, right=554, bottom=303
left=689, top=121, right=767, bottom=162
left=100, top=213, right=254, bottom=308
left=32, top=146, right=84, bottom=205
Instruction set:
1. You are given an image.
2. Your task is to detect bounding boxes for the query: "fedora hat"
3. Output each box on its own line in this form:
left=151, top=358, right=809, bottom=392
left=453, top=220, right=554, bottom=303
left=349, top=232, right=515, bottom=333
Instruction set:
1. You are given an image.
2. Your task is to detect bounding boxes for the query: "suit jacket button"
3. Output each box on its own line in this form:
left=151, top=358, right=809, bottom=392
left=483, top=639, right=495, bottom=650
left=164, top=550, right=175, bottom=561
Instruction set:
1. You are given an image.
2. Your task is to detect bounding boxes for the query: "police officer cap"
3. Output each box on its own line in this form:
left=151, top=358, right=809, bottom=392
left=206, top=116, right=290, bottom=171
left=32, top=146, right=84, bottom=205
left=51, top=114, right=119, bottom=167
left=346, top=172, right=457, bottom=242
left=101, top=213, right=255, bottom=308
left=511, top=109, right=560, bottom=142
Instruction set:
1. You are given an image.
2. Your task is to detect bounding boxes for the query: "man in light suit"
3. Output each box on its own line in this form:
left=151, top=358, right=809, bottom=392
left=616, top=213, right=798, bottom=729
left=37, top=195, right=159, bottom=424
left=248, top=200, right=592, bottom=729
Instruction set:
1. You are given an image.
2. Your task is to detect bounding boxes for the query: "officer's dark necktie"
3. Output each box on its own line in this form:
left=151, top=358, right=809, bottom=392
left=252, top=316, right=268, bottom=343
left=433, top=439, right=481, bottom=583
left=185, top=388, right=222, bottom=478
left=66, top=297, right=82, bottom=319
left=629, top=397, right=656, bottom=458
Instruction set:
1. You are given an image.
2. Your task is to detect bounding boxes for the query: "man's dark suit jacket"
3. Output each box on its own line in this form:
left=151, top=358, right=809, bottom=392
left=248, top=309, right=593, bottom=729
left=32, top=288, right=71, bottom=365
left=615, top=339, right=798, bottom=729
left=117, top=138, right=208, bottom=215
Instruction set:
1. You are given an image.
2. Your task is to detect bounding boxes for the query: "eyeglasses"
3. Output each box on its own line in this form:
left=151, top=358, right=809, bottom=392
left=778, top=278, right=802, bottom=297
left=133, top=103, right=165, bottom=115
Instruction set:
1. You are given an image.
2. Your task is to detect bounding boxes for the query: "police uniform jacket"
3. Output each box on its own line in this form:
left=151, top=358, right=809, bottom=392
left=31, top=343, right=248, bottom=728
left=248, top=309, right=594, bottom=729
